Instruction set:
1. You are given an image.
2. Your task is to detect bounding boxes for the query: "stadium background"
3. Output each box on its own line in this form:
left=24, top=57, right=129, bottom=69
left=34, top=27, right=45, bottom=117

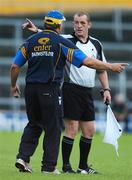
left=0, top=0, right=132, bottom=132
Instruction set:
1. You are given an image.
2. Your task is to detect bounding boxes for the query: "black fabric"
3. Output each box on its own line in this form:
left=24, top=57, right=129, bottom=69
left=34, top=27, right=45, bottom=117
left=89, top=37, right=103, bottom=60
left=62, top=82, right=95, bottom=121
left=79, top=136, right=92, bottom=169
left=17, top=83, right=62, bottom=168
left=17, top=123, right=42, bottom=163
left=62, top=136, right=74, bottom=165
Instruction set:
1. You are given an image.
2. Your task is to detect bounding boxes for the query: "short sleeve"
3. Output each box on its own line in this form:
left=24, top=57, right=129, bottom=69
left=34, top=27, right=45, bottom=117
left=61, top=44, right=87, bottom=68
left=13, top=49, right=27, bottom=67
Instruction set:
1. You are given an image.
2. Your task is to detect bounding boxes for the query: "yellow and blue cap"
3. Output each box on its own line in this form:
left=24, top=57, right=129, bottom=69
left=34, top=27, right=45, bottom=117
left=44, top=10, right=66, bottom=25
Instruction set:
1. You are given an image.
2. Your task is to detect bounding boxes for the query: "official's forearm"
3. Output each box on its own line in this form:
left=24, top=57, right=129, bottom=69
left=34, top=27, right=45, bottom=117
left=83, top=57, right=112, bottom=71
left=98, top=71, right=110, bottom=89
left=10, top=64, right=20, bottom=87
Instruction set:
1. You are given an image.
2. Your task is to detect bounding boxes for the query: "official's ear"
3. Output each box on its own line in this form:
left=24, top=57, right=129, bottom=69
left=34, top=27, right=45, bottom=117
left=88, top=21, right=92, bottom=29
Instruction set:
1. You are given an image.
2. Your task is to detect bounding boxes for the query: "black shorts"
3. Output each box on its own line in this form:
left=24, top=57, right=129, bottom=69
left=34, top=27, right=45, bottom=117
left=25, top=83, right=63, bottom=129
left=62, top=82, right=95, bottom=121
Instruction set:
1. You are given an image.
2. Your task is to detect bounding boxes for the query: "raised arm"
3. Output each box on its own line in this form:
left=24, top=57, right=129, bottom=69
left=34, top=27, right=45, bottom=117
left=22, top=18, right=42, bottom=33
left=83, top=57, right=128, bottom=73
left=61, top=44, right=128, bottom=73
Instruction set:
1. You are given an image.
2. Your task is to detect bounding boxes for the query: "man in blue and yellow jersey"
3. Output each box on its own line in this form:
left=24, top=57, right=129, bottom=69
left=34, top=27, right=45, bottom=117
left=10, top=10, right=127, bottom=174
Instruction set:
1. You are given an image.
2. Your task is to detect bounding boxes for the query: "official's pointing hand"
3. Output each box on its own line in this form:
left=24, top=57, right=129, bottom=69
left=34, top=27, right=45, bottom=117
left=111, top=63, right=129, bottom=72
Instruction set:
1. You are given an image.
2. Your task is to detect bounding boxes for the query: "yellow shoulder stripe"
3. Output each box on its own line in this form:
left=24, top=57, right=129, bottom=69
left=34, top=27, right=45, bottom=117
left=21, top=47, right=27, bottom=59
left=67, top=48, right=74, bottom=63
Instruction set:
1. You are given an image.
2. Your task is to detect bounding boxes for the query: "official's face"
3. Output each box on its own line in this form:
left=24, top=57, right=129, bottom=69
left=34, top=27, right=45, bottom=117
left=73, top=15, right=91, bottom=38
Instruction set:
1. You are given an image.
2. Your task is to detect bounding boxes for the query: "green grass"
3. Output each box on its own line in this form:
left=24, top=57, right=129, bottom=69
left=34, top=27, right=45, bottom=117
left=0, top=131, right=132, bottom=180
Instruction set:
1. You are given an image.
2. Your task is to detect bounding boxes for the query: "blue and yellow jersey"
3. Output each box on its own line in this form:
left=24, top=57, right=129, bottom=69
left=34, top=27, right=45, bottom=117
left=13, top=29, right=87, bottom=84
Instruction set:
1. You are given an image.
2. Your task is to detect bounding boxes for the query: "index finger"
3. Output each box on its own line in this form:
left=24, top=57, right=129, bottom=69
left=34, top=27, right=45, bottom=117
left=26, top=18, right=32, bottom=24
left=121, top=63, right=129, bottom=66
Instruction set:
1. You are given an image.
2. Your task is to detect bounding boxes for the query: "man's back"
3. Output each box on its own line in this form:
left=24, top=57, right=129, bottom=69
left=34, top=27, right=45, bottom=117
left=20, top=29, right=83, bottom=84
left=22, top=30, right=64, bottom=84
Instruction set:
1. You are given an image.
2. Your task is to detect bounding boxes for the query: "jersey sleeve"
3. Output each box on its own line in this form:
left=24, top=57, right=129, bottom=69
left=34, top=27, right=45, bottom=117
left=98, top=41, right=106, bottom=62
left=13, top=44, right=27, bottom=67
left=101, top=51, right=106, bottom=62
left=61, top=44, right=87, bottom=67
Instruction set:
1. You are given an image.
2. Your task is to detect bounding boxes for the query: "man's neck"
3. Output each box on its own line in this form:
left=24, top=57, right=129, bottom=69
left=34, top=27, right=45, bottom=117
left=74, top=33, right=89, bottom=43
left=78, top=36, right=88, bottom=43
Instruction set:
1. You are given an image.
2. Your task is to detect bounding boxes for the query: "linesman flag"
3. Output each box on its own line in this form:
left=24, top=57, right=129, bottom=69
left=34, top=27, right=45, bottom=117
left=103, top=105, right=122, bottom=156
